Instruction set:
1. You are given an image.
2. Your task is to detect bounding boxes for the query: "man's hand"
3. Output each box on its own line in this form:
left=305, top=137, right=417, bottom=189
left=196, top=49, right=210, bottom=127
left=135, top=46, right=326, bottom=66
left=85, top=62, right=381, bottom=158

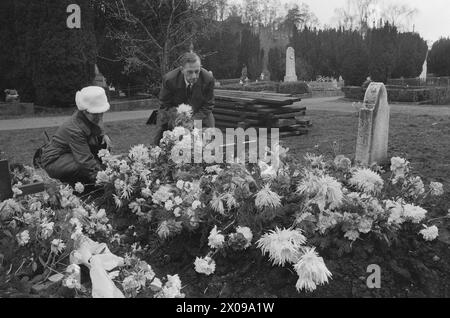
left=103, top=135, right=113, bottom=150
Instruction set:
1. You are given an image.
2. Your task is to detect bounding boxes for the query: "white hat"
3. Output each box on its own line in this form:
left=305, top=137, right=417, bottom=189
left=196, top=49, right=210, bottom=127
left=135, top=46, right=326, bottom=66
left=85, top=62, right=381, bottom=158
left=75, top=86, right=110, bottom=114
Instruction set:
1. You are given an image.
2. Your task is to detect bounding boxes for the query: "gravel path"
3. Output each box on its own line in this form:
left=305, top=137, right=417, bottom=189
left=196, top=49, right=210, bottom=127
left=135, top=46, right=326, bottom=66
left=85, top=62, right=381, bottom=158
left=0, top=110, right=153, bottom=131
left=1, top=97, right=449, bottom=131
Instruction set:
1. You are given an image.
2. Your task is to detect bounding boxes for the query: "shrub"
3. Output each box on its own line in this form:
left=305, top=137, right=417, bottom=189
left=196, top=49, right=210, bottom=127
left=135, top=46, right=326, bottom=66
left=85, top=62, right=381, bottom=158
left=278, top=82, right=311, bottom=95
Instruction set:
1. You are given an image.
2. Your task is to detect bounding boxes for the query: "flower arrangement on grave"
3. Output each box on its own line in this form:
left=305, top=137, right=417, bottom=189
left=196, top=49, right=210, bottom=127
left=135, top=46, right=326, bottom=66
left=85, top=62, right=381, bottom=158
left=92, top=104, right=446, bottom=293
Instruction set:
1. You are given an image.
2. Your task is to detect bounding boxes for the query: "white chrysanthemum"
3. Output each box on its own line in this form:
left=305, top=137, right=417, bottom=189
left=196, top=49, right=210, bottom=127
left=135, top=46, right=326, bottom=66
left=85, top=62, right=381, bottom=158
left=344, top=230, right=360, bottom=242
left=96, top=171, right=110, bottom=184
left=176, top=180, right=185, bottom=190
left=403, top=204, right=427, bottom=224
left=258, top=161, right=277, bottom=180
left=430, top=182, right=444, bottom=196
left=407, top=176, right=425, bottom=197
left=316, top=212, right=342, bottom=234
left=349, top=168, right=384, bottom=194
left=294, top=247, right=332, bottom=292
left=150, top=146, right=162, bottom=159
left=304, top=153, right=325, bottom=168
left=236, top=226, right=253, bottom=248
left=255, top=184, right=282, bottom=210
left=194, top=256, right=216, bottom=276
left=257, top=228, right=306, bottom=266
left=385, top=199, right=405, bottom=226
left=129, top=199, right=145, bottom=214
left=358, top=218, right=373, bottom=234
left=29, top=201, right=42, bottom=212
left=157, top=221, right=171, bottom=240
left=334, top=155, right=351, bottom=170
left=391, top=157, right=409, bottom=183
left=205, top=165, right=223, bottom=174
left=165, top=200, right=174, bottom=211
left=120, top=161, right=130, bottom=174
left=222, top=192, right=238, bottom=210
left=41, top=221, right=54, bottom=239
left=63, top=276, right=82, bottom=290
left=17, top=230, right=30, bottom=246
left=155, top=274, right=185, bottom=298
left=174, top=196, right=183, bottom=205
left=177, top=104, right=193, bottom=117
left=51, top=239, right=66, bottom=253
left=210, top=192, right=225, bottom=215
left=208, top=226, right=225, bottom=249
left=129, top=144, right=149, bottom=162
left=173, top=126, right=189, bottom=138
left=419, top=225, right=439, bottom=241
left=152, top=185, right=173, bottom=204
left=192, top=200, right=202, bottom=210
left=74, top=182, right=84, bottom=194
left=12, top=186, right=22, bottom=197
left=113, top=194, right=123, bottom=208
left=98, top=149, right=110, bottom=159
left=297, top=173, right=343, bottom=211
left=173, top=207, right=181, bottom=217
left=141, top=187, right=152, bottom=198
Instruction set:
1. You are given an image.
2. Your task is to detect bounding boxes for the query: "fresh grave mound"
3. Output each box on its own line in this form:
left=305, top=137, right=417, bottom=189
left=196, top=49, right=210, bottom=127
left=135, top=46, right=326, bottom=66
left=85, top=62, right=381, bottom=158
left=1, top=104, right=448, bottom=298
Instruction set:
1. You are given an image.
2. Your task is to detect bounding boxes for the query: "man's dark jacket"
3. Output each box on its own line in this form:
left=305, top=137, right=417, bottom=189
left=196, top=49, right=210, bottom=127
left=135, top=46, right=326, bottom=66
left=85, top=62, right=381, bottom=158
left=41, top=110, right=104, bottom=182
left=148, top=67, right=215, bottom=138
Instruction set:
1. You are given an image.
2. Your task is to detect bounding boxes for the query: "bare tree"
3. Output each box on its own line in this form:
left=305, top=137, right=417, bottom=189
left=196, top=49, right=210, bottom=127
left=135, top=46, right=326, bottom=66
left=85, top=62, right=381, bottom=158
left=103, top=0, right=218, bottom=79
left=380, top=3, right=418, bottom=31
left=333, top=0, right=379, bottom=30
left=283, top=3, right=319, bottom=31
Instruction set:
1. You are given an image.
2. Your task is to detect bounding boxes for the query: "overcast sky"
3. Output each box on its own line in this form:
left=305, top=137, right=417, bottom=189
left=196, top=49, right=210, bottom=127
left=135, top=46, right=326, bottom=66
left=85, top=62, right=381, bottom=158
left=230, top=0, right=450, bottom=43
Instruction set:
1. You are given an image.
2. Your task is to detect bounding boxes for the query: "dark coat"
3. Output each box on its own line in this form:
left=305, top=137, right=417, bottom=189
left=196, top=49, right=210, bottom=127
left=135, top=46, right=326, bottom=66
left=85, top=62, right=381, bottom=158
left=159, top=67, right=215, bottom=118
left=41, top=110, right=104, bottom=182
left=148, top=67, right=215, bottom=145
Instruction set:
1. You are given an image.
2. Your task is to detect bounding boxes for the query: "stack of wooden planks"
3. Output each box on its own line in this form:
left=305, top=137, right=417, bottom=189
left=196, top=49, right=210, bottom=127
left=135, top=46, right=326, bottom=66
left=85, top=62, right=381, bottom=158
left=213, top=89, right=312, bottom=137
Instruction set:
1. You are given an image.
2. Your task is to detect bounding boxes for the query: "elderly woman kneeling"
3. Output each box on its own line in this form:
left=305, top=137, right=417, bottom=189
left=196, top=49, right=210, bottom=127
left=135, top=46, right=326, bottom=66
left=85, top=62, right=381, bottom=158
left=41, top=87, right=112, bottom=186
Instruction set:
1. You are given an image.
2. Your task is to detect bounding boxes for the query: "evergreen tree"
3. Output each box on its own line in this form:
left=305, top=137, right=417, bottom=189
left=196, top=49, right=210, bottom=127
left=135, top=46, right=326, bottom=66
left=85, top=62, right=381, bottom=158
left=428, top=38, right=450, bottom=76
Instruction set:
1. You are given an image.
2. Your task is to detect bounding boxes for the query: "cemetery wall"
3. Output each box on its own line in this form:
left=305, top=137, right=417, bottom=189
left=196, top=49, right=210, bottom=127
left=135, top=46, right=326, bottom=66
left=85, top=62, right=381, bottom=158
left=387, top=77, right=450, bottom=87
left=0, top=102, right=34, bottom=117
left=342, top=86, right=450, bottom=105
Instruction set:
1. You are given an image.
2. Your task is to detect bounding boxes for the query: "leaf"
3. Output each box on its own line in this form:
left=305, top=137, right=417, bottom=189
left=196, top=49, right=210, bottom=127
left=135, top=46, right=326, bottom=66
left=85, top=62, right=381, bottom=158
left=48, top=273, right=64, bottom=282
left=3, top=230, right=13, bottom=238
left=32, top=262, right=38, bottom=272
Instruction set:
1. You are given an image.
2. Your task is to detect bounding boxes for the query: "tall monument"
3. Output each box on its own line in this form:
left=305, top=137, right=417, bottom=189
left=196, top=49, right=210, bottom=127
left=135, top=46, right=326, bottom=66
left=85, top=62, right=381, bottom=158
left=419, top=51, right=428, bottom=82
left=284, top=47, right=298, bottom=82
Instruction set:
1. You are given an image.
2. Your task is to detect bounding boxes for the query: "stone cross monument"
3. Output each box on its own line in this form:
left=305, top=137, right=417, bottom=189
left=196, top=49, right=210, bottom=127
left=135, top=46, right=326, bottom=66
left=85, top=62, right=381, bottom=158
left=355, top=82, right=390, bottom=167
left=284, top=47, right=298, bottom=82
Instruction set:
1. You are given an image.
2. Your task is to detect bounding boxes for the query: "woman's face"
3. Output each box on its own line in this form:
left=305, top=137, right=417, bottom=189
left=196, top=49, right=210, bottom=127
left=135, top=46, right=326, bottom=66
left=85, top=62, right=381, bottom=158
left=84, top=111, right=103, bottom=125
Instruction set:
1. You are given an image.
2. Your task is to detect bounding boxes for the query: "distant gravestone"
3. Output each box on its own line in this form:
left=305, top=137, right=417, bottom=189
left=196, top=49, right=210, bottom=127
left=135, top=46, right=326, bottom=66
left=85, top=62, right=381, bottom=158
left=93, top=64, right=107, bottom=88
left=284, top=47, right=298, bottom=82
left=355, top=83, right=390, bottom=166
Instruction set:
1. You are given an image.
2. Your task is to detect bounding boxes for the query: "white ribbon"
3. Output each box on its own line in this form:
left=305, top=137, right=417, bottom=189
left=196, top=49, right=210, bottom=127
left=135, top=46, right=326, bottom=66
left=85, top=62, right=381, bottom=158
left=70, top=235, right=125, bottom=298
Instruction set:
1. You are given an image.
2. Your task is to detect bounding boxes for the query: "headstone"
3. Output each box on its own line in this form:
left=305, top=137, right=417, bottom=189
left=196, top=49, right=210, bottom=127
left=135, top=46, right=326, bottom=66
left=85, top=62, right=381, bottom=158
left=0, top=160, right=13, bottom=201
left=93, top=64, right=107, bottom=88
left=355, top=83, right=390, bottom=167
left=284, top=47, right=298, bottom=82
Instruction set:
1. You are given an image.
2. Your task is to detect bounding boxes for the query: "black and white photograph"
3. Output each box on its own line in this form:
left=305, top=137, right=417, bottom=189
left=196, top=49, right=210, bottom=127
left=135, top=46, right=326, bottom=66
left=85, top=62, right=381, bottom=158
left=0, top=0, right=449, bottom=302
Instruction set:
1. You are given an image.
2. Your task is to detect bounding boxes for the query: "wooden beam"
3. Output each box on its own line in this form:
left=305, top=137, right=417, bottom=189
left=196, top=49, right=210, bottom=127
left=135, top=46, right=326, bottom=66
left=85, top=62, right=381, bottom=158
left=0, top=160, right=13, bottom=201
left=18, top=183, right=46, bottom=196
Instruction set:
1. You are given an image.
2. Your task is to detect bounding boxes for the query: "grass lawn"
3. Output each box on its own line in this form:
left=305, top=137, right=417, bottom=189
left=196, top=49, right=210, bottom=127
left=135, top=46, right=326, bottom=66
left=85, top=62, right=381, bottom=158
left=1, top=109, right=449, bottom=188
